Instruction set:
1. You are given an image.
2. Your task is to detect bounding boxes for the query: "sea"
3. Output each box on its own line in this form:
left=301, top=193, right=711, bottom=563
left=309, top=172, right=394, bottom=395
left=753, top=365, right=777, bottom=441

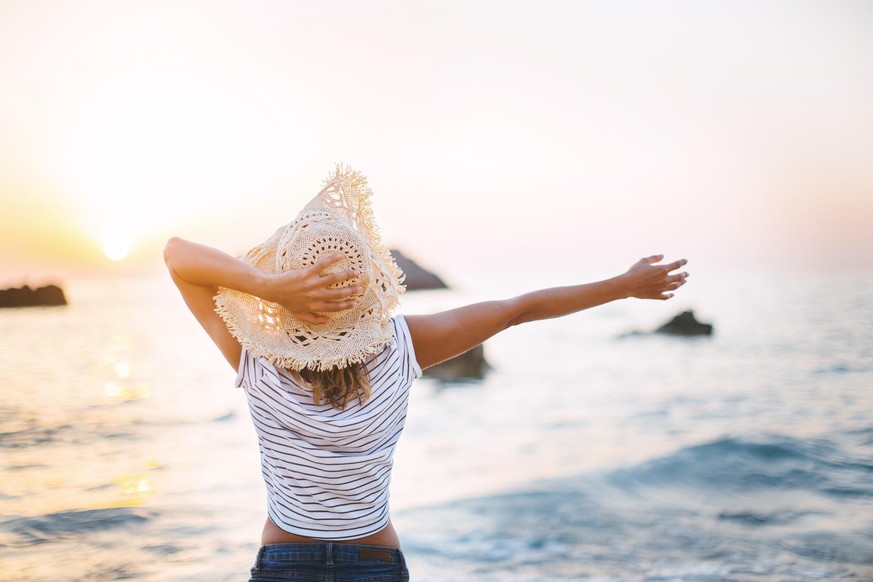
left=0, top=268, right=871, bottom=581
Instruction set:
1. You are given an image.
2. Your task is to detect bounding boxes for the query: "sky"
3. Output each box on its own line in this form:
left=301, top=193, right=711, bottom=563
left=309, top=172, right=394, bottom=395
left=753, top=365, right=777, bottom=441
left=1, top=0, right=872, bottom=284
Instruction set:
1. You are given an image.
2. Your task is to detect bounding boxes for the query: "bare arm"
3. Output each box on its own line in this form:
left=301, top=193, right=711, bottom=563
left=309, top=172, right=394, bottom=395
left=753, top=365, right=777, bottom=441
left=163, top=237, right=361, bottom=370
left=406, top=255, right=688, bottom=370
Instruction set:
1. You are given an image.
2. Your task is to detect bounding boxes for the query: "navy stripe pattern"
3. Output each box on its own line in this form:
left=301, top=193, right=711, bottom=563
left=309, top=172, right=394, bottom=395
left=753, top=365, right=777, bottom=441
left=235, top=315, right=422, bottom=540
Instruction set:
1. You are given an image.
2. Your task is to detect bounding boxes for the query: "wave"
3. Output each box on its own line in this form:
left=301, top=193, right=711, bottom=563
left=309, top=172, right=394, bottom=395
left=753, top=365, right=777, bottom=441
left=0, top=421, right=141, bottom=450
left=396, top=433, right=873, bottom=580
left=607, top=434, right=873, bottom=500
left=0, top=507, right=156, bottom=547
left=0, top=424, right=76, bottom=448
left=716, top=509, right=820, bottom=526
left=211, top=410, right=236, bottom=422
left=0, top=408, right=238, bottom=452
left=844, top=426, right=873, bottom=447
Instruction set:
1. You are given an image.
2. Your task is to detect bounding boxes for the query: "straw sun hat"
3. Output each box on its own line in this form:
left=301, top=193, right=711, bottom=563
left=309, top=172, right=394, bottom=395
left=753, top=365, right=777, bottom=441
left=214, top=164, right=405, bottom=371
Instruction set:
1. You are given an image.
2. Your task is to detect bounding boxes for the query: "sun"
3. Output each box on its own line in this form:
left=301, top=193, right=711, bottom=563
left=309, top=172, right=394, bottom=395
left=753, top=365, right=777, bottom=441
left=103, top=233, right=130, bottom=261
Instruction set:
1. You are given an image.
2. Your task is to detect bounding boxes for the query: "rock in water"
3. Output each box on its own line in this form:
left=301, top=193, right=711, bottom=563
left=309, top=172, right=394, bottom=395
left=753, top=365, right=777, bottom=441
left=0, top=284, right=67, bottom=308
left=655, top=310, right=713, bottom=336
left=390, top=249, right=448, bottom=291
left=33, top=285, right=67, bottom=306
left=423, top=345, right=490, bottom=381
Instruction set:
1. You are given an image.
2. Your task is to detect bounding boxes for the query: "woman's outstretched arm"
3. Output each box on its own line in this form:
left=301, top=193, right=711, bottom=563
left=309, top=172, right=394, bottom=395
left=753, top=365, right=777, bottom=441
left=405, top=255, right=688, bottom=370
left=163, top=237, right=361, bottom=369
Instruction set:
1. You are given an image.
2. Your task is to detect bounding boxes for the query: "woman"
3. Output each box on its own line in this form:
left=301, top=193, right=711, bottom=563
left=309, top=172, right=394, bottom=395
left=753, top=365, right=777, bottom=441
left=164, top=166, right=688, bottom=581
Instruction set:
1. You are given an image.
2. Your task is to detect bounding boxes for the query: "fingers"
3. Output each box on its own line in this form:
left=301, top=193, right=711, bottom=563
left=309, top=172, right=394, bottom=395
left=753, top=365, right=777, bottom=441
left=311, top=253, right=347, bottom=272
left=288, top=300, right=355, bottom=326
left=661, top=265, right=689, bottom=297
left=663, top=258, right=688, bottom=273
left=328, top=285, right=363, bottom=298
left=312, top=299, right=358, bottom=312
left=628, top=255, right=689, bottom=300
left=307, top=285, right=362, bottom=305
left=307, top=254, right=360, bottom=288
left=641, top=255, right=688, bottom=271
left=312, top=254, right=357, bottom=277
left=318, top=269, right=360, bottom=286
left=291, top=297, right=357, bottom=323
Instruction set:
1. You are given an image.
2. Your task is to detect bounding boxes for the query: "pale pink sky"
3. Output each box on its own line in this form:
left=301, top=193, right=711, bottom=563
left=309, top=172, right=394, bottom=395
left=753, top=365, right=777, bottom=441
left=1, top=0, right=871, bottom=283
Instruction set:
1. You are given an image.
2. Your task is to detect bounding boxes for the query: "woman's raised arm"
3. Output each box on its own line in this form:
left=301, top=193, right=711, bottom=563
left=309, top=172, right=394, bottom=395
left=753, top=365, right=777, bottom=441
left=163, top=237, right=361, bottom=370
left=405, top=255, right=688, bottom=370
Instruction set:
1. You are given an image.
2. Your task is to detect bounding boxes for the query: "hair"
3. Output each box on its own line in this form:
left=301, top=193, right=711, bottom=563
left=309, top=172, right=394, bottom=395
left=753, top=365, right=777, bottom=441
left=293, top=364, right=371, bottom=410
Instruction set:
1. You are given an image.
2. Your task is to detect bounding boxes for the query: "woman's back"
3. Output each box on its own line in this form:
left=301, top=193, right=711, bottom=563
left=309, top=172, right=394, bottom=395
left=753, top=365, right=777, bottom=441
left=237, top=316, right=421, bottom=541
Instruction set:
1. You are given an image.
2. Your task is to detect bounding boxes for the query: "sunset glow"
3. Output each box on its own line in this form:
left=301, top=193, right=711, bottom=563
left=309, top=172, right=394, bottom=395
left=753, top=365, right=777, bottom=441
left=0, top=1, right=871, bottom=280
left=102, top=233, right=130, bottom=262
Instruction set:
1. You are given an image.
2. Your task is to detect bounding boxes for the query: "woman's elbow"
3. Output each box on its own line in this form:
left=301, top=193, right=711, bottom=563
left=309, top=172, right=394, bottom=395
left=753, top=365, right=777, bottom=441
left=506, top=313, right=531, bottom=328
left=163, top=237, right=183, bottom=268
left=503, top=296, right=532, bottom=328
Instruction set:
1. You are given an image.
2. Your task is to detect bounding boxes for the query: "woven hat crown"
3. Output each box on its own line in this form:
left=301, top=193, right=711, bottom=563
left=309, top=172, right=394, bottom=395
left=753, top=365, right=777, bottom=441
left=215, top=165, right=405, bottom=371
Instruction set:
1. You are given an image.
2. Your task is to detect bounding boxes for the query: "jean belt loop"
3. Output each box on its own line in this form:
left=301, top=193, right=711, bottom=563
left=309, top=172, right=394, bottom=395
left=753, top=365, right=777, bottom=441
left=325, top=542, right=334, bottom=566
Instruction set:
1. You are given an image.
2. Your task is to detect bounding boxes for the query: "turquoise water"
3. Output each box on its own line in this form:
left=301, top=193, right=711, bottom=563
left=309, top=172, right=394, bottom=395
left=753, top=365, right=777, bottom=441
left=1, top=270, right=871, bottom=581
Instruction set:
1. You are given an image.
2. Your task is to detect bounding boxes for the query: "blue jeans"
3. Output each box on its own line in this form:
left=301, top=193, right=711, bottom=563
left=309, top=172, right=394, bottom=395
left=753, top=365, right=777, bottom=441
left=248, top=542, right=410, bottom=582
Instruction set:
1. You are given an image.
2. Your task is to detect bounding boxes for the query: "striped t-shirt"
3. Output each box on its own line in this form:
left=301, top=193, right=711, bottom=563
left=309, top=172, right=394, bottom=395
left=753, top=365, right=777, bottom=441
left=234, top=315, right=422, bottom=540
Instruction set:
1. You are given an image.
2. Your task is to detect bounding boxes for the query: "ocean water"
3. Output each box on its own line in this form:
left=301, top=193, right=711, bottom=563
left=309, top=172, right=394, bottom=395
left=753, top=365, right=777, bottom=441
left=0, top=269, right=871, bottom=581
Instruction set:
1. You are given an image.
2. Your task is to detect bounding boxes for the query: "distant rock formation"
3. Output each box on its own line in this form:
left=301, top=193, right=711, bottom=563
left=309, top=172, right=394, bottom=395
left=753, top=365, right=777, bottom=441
left=0, top=284, right=67, bottom=308
left=423, top=345, right=490, bottom=381
left=655, top=310, right=713, bottom=336
left=390, top=249, right=448, bottom=291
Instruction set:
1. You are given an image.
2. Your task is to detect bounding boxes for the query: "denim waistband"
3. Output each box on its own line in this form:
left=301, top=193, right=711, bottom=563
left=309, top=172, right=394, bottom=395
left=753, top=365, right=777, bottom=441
left=255, top=542, right=403, bottom=567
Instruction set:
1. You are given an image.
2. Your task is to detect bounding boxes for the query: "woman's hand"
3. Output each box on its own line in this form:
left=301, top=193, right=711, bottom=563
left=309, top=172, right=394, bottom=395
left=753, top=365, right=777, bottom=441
left=165, top=238, right=367, bottom=367
left=618, top=255, right=689, bottom=300
left=260, top=254, right=363, bottom=324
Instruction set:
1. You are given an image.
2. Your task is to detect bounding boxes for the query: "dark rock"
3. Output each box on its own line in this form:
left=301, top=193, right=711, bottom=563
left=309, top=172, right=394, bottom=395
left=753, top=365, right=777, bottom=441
left=390, top=249, right=448, bottom=291
left=655, top=310, right=713, bottom=336
left=0, top=284, right=67, bottom=308
left=423, top=344, right=490, bottom=381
